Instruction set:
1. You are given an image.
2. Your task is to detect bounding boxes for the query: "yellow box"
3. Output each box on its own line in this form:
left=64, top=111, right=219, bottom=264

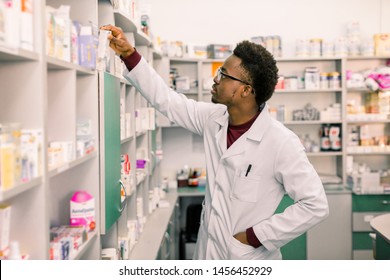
left=374, top=34, right=390, bottom=55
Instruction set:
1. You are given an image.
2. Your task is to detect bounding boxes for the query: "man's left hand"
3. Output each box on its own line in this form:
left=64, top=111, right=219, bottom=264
left=233, top=232, right=250, bottom=245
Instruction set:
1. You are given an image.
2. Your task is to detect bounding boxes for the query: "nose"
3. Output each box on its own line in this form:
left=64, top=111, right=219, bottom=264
left=213, top=74, right=219, bottom=85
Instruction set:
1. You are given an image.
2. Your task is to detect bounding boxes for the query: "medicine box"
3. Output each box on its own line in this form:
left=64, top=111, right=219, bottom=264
left=374, top=34, right=390, bottom=56
left=0, top=204, right=11, bottom=252
left=207, top=44, right=232, bottom=59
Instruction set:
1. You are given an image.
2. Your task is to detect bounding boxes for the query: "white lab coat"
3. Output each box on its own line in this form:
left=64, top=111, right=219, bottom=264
left=124, top=57, right=329, bottom=260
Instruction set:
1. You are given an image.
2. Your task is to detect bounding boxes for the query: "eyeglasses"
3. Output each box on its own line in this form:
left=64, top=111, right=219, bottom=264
left=215, top=67, right=251, bottom=86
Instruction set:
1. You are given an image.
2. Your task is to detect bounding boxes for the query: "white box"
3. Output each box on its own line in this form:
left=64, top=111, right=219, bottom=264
left=361, top=172, right=380, bottom=191
left=125, top=113, right=132, bottom=137
left=120, top=113, right=126, bottom=140
left=20, top=0, right=34, bottom=51
left=0, top=204, right=11, bottom=251
left=175, top=76, right=190, bottom=91
left=135, top=109, right=141, bottom=132
left=21, top=129, right=43, bottom=179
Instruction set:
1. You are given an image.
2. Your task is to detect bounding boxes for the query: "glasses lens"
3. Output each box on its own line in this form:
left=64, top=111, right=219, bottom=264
left=216, top=68, right=222, bottom=83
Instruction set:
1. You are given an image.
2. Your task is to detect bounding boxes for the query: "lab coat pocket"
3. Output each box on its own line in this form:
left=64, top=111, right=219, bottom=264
left=228, top=236, right=267, bottom=260
left=233, top=170, right=261, bottom=203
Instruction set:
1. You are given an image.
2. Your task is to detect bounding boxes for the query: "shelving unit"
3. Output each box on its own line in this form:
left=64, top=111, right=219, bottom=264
left=160, top=54, right=390, bottom=179
left=345, top=56, right=390, bottom=188
left=46, top=0, right=101, bottom=260
left=158, top=56, right=346, bottom=183
left=0, top=0, right=46, bottom=260
left=98, top=0, right=168, bottom=260
left=157, top=54, right=390, bottom=260
left=0, top=0, right=167, bottom=260
left=1, top=0, right=388, bottom=261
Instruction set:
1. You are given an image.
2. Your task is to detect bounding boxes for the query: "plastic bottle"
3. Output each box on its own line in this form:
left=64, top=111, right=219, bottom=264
left=320, top=125, right=331, bottom=151
left=303, top=134, right=312, bottom=152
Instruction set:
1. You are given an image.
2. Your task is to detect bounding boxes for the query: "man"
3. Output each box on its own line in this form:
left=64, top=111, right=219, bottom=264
left=101, top=25, right=329, bottom=260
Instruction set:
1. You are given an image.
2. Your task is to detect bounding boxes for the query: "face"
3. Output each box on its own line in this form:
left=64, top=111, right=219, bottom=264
left=211, top=55, right=251, bottom=107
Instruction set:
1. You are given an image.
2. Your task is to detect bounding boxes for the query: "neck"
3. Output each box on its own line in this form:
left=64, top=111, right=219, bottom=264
left=228, top=105, right=260, bottom=126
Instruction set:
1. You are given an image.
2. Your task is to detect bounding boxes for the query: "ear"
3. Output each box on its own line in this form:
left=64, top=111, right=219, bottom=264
left=241, top=85, right=252, bottom=98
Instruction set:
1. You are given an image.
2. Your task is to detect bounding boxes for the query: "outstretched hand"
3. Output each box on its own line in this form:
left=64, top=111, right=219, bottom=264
left=100, top=24, right=135, bottom=58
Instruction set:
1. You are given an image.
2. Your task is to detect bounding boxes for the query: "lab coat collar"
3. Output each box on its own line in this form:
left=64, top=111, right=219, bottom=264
left=214, top=112, right=229, bottom=155
left=246, top=105, right=271, bottom=142
left=216, top=104, right=272, bottom=159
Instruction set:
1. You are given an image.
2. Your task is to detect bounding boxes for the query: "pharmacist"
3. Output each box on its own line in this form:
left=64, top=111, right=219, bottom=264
left=101, top=25, right=329, bottom=260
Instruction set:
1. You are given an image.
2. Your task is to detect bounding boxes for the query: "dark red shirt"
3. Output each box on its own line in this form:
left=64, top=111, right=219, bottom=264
left=227, top=110, right=261, bottom=149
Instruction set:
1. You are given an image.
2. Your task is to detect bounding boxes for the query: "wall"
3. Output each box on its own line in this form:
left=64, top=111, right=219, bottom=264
left=146, top=0, right=390, bottom=56
left=146, top=0, right=390, bottom=180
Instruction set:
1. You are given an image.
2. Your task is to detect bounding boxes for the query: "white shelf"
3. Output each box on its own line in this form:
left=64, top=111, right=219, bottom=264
left=153, top=49, right=163, bottom=59
left=121, top=135, right=135, bottom=144
left=347, top=55, right=390, bottom=60
left=275, top=89, right=342, bottom=93
left=113, top=10, right=137, bottom=32
left=136, top=130, right=147, bottom=137
left=169, top=57, right=200, bottom=63
left=136, top=172, right=146, bottom=186
left=129, top=192, right=178, bottom=259
left=284, top=120, right=342, bottom=125
left=0, top=46, right=39, bottom=61
left=135, top=31, right=151, bottom=46
left=276, top=56, right=343, bottom=62
left=120, top=78, right=130, bottom=85
left=47, top=56, right=95, bottom=75
left=48, top=151, right=98, bottom=178
left=70, top=231, right=98, bottom=260
left=346, top=87, right=370, bottom=92
left=347, top=119, right=390, bottom=124
left=0, top=177, right=42, bottom=202
left=203, top=58, right=224, bottom=63
left=347, top=151, right=390, bottom=155
left=306, top=152, right=343, bottom=156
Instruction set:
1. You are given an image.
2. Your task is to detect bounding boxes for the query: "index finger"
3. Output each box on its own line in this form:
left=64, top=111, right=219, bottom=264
left=100, top=24, right=122, bottom=36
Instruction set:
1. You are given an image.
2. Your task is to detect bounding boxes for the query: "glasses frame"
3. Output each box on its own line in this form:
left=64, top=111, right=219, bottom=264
left=216, top=67, right=251, bottom=86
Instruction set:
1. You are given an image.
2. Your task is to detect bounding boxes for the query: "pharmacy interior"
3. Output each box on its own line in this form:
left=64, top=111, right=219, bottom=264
left=0, top=0, right=389, bottom=260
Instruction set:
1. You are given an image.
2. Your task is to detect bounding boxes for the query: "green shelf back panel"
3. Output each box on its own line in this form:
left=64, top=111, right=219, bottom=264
left=275, top=195, right=307, bottom=260
left=103, top=72, right=121, bottom=231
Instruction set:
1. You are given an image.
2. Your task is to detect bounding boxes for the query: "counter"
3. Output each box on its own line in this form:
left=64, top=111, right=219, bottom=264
left=175, top=184, right=352, bottom=196
left=370, top=213, right=390, bottom=260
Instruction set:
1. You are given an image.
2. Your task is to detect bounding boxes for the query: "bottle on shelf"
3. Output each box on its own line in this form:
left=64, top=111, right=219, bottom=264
left=320, top=124, right=331, bottom=152
left=329, top=124, right=342, bottom=151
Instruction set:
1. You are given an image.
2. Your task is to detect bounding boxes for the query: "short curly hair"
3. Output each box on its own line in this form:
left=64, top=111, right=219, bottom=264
left=233, top=41, right=278, bottom=106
